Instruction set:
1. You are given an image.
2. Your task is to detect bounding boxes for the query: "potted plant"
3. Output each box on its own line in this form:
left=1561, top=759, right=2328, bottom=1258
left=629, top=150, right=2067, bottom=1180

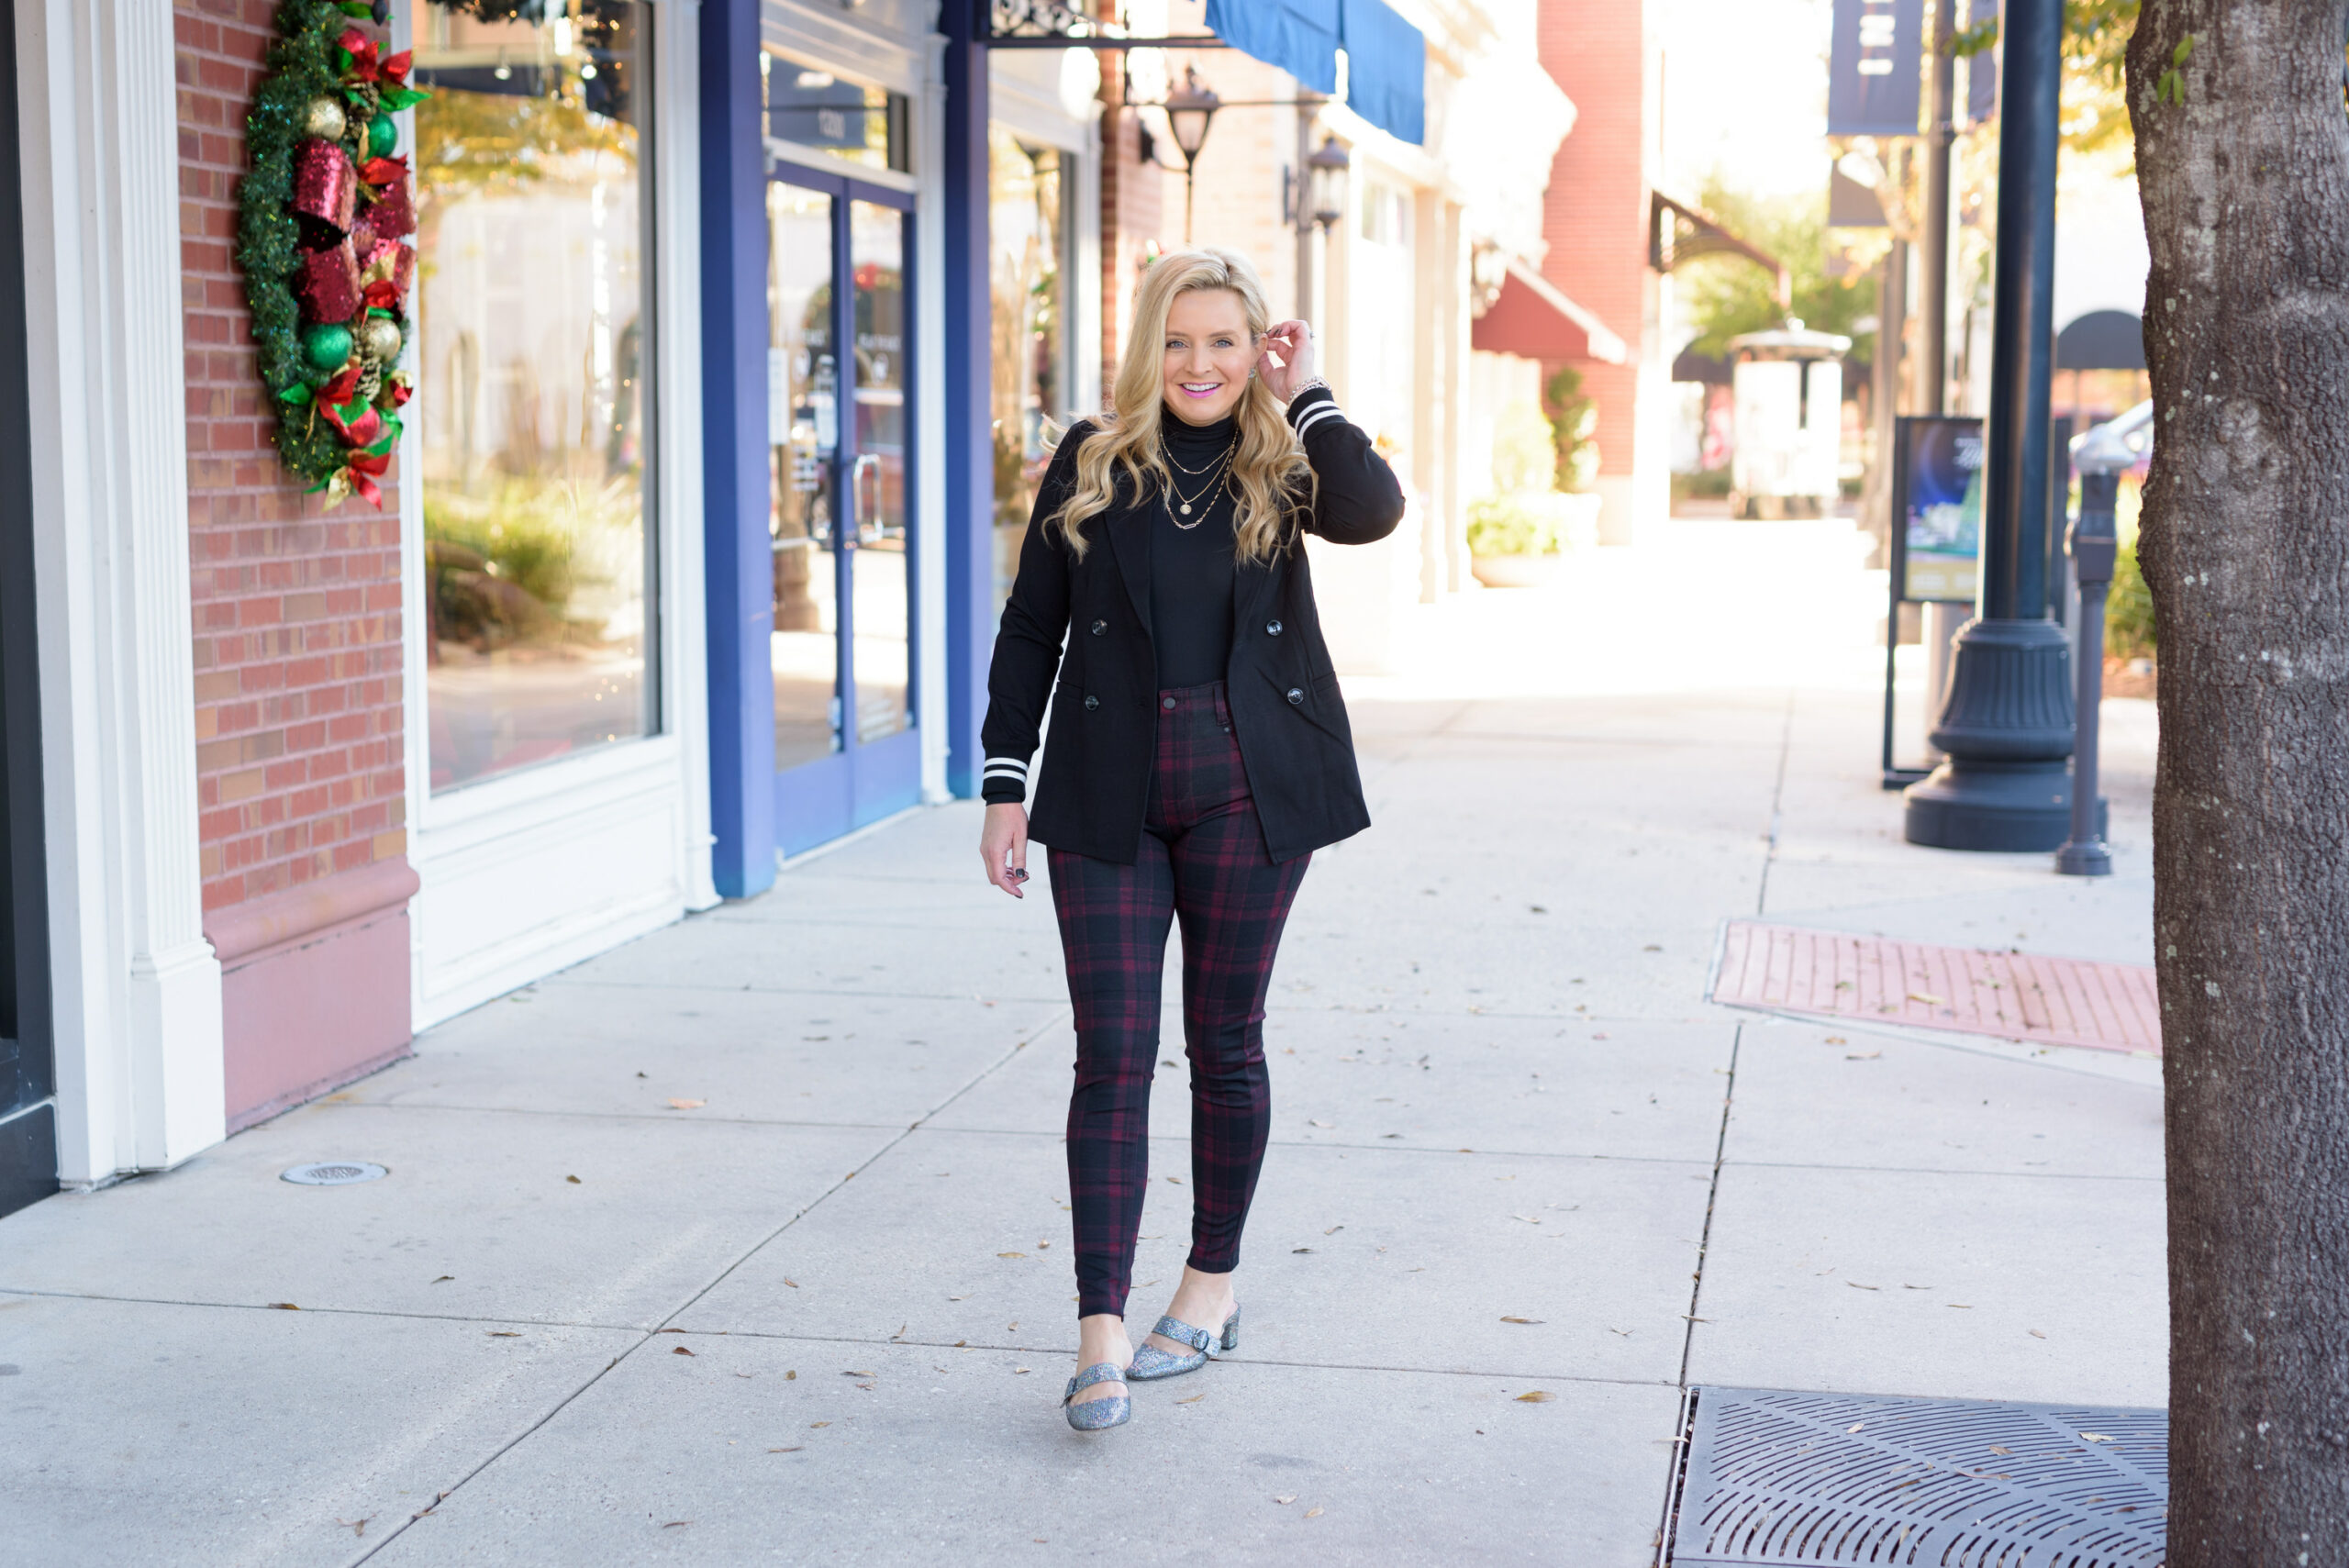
left=1467, top=492, right=1571, bottom=587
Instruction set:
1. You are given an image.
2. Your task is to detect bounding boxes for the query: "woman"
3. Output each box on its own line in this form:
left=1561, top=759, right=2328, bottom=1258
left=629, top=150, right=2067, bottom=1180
left=978, top=248, right=1403, bottom=1431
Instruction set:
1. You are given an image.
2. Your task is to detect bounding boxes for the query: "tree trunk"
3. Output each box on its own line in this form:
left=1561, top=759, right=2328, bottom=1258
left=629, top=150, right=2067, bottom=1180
left=2130, top=4, right=2349, bottom=1562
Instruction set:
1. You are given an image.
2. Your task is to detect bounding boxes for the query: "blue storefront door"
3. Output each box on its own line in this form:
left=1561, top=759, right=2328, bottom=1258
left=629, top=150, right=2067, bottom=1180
left=767, top=170, right=919, bottom=854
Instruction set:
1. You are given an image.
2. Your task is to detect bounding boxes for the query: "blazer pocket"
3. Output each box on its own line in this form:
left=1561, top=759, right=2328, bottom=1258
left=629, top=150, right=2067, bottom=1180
left=1264, top=668, right=1351, bottom=744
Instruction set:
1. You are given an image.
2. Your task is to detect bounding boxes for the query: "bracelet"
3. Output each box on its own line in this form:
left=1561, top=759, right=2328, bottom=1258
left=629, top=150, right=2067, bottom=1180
left=1287, top=376, right=1330, bottom=402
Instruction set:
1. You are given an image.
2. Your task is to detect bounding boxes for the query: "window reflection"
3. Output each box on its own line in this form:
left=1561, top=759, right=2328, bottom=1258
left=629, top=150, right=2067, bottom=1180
left=414, top=0, right=653, bottom=792
left=762, top=50, right=909, bottom=173
left=850, top=200, right=910, bottom=746
left=989, top=132, right=1067, bottom=617
left=769, top=183, right=841, bottom=771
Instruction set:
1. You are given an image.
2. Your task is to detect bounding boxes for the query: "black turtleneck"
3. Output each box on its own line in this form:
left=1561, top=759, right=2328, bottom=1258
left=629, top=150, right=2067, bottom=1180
left=1151, top=411, right=1240, bottom=689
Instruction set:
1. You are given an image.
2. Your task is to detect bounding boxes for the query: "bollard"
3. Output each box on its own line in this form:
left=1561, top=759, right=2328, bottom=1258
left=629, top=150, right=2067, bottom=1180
left=2053, top=408, right=2146, bottom=876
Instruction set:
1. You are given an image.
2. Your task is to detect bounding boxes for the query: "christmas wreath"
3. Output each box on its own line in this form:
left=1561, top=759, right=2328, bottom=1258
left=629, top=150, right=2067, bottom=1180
left=234, top=1, right=430, bottom=509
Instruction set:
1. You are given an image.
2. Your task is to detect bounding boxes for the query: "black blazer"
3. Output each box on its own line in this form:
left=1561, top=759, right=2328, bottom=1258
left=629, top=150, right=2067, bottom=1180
left=979, top=385, right=1406, bottom=864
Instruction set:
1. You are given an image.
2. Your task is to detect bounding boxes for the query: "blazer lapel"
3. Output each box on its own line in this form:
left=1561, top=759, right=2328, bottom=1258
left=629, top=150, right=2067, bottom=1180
left=1102, top=506, right=1153, bottom=639
left=1231, top=537, right=1283, bottom=639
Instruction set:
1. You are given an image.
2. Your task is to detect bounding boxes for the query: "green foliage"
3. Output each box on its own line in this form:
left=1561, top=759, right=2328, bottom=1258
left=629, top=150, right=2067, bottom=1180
left=1955, top=1, right=2140, bottom=153
left=1465, top=493, right=1571, bottom=559
left=425, top=477, right=637, bottom=646
left=2107, top=540, right=2156, bottom=660
left=1542, top=366, right=1599, bottom=494
left=413, top=78, right=634, bottom=204
left=1492, top=398, right=1558, bottom=496
left=1674, top=177, right=1876, bottom=365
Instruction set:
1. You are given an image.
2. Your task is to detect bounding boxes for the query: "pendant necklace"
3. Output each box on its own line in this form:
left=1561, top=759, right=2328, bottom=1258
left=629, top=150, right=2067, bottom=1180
left=1162, top=442, right=1234, bottom=522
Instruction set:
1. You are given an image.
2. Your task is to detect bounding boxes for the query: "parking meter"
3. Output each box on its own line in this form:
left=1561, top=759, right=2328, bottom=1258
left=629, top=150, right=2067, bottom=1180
left=2054, top=405, right=2150, bottom=876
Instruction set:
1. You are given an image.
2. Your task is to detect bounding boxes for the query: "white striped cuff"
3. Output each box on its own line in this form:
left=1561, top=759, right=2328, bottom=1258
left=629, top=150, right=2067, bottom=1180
left=981, top=756, right=1030, bottom=784
left=1292, top=400, right=1346, bottom=439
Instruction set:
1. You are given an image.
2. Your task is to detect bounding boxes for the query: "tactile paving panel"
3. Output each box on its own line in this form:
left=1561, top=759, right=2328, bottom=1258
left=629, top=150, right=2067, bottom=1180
left=1666, top=1385, right=2166, bottom=1566
left=1709, top=921, right=2162, bottom=1055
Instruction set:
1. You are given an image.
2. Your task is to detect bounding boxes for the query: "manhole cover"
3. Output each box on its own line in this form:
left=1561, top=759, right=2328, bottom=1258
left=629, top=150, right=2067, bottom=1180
left=280, top=1162, right=389, bottom=1186
left=1665, top=1385, right=2166, bottom=1567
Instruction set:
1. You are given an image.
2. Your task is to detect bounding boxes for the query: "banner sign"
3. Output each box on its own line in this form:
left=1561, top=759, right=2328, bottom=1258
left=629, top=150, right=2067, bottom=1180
left=1828, top=0, right=1924, bottom=136
left=1963, top=0, right=1999, bottom=126
left=1893, top=416, right=1985, bottom=605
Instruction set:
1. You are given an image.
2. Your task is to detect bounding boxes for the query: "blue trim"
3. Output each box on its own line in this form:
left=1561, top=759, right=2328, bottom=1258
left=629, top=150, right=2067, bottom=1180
left=1205, top=0, right=1340, bottom=95
left=698, top=0, right=777, bottom=898
left=941, top=6, right=993, bottom=798
left=1337, top=0, right=1425, bottom=146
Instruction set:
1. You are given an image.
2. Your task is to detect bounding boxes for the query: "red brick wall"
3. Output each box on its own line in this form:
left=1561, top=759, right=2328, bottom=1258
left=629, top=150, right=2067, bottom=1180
left=177, top=0, right=407, bottom=916
left=1539, top=0, right=1648, bottom=476
left=1097, top=82, right=1166, bottom=399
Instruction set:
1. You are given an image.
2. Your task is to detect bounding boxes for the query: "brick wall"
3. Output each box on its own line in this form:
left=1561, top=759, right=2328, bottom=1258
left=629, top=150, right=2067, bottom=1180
left=176, top=0, right=407, bottom=917
left=1539, top=0, right=1649, bottom=478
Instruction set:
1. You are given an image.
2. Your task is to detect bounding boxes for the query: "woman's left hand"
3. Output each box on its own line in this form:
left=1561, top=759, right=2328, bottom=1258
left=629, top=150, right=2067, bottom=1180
left=1256, top=319, right=1316, bottom=402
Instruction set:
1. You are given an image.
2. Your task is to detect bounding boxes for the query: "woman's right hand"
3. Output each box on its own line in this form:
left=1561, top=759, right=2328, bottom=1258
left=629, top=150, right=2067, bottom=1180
left=980, top=803, right=1031, bottom=898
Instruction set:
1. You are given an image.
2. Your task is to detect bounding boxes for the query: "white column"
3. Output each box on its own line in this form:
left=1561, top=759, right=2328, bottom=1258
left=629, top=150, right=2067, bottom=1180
left=915, top=55, right=951, bottom=804
left=17, top=0, right=223, bottom=1183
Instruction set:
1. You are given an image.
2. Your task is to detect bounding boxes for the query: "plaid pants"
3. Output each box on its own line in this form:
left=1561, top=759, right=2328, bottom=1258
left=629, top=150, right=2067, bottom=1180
left=1049, top=681, right=1310, bottom=1320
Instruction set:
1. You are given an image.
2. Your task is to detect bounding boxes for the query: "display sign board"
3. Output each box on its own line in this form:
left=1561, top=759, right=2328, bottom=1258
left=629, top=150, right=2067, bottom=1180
left=1892, top=416, right=1985, bottom=605
left=1828, top=0, right=1924, bottom=136
left=1964, top=0, right=1998, bottom=126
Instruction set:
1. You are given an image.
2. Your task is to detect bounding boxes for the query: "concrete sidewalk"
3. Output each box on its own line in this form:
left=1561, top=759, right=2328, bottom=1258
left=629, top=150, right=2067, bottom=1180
left=0, top=522, right=2165, bottom=1566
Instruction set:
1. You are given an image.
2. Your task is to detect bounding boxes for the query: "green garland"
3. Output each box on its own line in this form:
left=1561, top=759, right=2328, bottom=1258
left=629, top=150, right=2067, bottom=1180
left=234, top=0, right=428, bottom=508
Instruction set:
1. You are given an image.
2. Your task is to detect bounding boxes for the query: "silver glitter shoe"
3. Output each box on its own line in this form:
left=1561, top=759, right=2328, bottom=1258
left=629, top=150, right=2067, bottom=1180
left=1063, top=1362, right=1131, bottom=1430
left=1124, top=1303, right=1241, bottom=1381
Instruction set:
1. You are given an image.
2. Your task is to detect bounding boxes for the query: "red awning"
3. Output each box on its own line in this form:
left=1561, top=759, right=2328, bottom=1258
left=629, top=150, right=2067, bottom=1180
left=1470, top=259, right=1627, bottom=364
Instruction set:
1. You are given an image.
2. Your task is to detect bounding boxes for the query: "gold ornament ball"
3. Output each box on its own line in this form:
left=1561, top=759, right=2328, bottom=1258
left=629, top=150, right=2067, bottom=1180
left=303, top=96, right=348, bottom=142
left=357, top=316, right=403, bottom=363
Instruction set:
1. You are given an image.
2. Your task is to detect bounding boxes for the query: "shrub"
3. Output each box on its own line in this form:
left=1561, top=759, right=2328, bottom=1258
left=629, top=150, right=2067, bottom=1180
left=1544, top=366, right=1600, bottom=493
left=2106, top=540, right=2156, bottom=660
left=1466, top=493, right=1569, bottom=557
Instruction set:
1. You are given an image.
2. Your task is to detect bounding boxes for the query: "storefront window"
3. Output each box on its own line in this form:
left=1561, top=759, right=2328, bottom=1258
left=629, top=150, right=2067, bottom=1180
left=988, top=130, right=1068, bottom=613
left=413, top=0, right=652, bottom=792
left=763, top=50, right=909, bottom=173
left=1350, top=175, right=1415, bottom=472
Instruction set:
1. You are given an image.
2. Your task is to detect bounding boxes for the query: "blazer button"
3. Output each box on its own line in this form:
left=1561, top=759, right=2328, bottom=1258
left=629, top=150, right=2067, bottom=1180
left=1084, top=695, right=1099, bottom=711
left=1091, top=619, right=1108, bottom=636
left=1286, top=687, right=1305, bottom=706
left=1266, top=619, right=1284, bottom=636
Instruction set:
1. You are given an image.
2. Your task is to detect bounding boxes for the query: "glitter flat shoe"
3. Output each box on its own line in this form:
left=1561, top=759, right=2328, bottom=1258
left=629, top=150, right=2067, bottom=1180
left=1124, top=1303, right=1241, bottom=1381
left=1063, top=1362, right=1131, bottom=1430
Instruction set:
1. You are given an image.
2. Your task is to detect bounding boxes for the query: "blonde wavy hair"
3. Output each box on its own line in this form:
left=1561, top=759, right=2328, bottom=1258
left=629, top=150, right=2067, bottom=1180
left=1047, top=248, right=1313, bottom=564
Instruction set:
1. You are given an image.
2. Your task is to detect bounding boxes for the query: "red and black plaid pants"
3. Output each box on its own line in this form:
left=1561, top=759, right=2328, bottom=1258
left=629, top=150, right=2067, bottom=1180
left=1048, top=681, right=1309, bottom=1320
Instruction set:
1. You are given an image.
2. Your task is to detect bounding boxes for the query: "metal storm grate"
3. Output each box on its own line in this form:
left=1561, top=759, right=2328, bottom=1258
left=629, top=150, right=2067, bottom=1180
left=280, top=1161, right=389, bottom=1185
left=1665, top=1386, right=2166, bottom=1567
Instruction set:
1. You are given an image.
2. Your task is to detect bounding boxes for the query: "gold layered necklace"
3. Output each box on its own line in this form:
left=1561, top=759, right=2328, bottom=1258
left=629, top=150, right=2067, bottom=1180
left=1161, top=435, right=1236, bottom=528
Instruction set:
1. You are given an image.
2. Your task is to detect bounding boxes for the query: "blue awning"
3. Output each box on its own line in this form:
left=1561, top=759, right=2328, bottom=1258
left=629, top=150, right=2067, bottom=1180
left=1339, top=0, right=1425, bottom=146
left=1200, top=0, right=1426, bottom=146
left=1202, top=0, right=1340, bottom=95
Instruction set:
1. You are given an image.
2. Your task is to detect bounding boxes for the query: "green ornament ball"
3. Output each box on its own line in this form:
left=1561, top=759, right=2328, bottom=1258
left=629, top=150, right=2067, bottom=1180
left=301, top=322, right=354, bottom=374
left=365, top=116, right=396, bottom=159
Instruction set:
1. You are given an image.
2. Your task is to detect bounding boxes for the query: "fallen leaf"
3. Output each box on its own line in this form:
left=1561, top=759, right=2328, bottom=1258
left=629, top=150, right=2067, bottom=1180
left=1846, top=1282, right=1880, bottom=1290
left=1275, top=1495, right=1297, bottom=1505
left=429, top=1275, right=453, bottom=1284
left=2029, top=1329, right=2048, bottom=1340
left=1987, top=1446, right=2012, bottom=1455
left=1824, top=1036, right=1848, bottom=1044
left=666, top=1098, right=706, bottom=1110
left=1323, top=1224, right=1343, bottom=1235
left=2080, top=1431, right=2116, bottom=1443
left=1514, top=1390, right=1554, bottom=1403
left=672, top=1346, right=695, bottom=1356
left=488, top=1330, right=521, bottom=1338
left=266, top=1303, right=299, bottom=1311
left=843, top=1370, right=874, bottom=1377
left=1499, top=1316, right=1543, bottom=1325
left=1013, top=1367, right=1031, bottom=1375
left=565, top=1175, right=581, bottom=1184
left=1847, top=1423, right=1865, bottom=1434
left=785, top=1371, right=796, bottom=1380
left=767, top=1446, right=804, bottom=1453
left=1846, top=1051, right=1882, bottom=1060
left=784, top=1279, right=800, bottom=1289
left=1176, top=1394, right=1205, bottom=1404
left=997, top=1251, right=1027, bottom=1259
left=1308, top=1119, right=1333, bottom=1129
left=1305, top=1507, right=1324, bottom=1518
left=1591, top=1032, right=1610, bottom=1040
left=1906, top=992, right=1944, bottom=1006
left=947, top=1294, right=969, bottom=1301
left=662, top=1520, right=690, bottom=1529
left=810, top=1421, right=829, bottom=1428
left=1642, top=944, right=1663, bottom=952
left=1006, top=1321, right=1019, bottom=1331
left=1903, top=1284, right=1932, bottom=1291
left=1948, top=1303, right=1974, bottom=1309
left=335, top=1517, right=371, bottom=1537
left=1608, top=1328, right=1631, bottom=1337
left=1292, top=1246, right=1315, bottom=1254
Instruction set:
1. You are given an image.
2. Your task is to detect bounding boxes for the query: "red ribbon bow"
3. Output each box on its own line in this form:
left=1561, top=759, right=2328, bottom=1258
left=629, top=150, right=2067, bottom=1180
left=359, top=155, right=410, bottom=189
left=338, top=30, right=412, bottom=86
left=342, top=450, right=392, bottom=509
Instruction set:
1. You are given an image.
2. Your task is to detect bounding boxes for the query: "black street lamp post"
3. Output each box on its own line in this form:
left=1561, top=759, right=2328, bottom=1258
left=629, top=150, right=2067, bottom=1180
left=1902, top=0, right=2076, bottom=851
left=1164, top=66, right=1221, bottom=242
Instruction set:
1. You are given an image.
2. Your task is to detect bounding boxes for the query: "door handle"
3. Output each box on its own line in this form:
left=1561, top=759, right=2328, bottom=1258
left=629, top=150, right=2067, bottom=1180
left=851, top=453, right=882, bottom=544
